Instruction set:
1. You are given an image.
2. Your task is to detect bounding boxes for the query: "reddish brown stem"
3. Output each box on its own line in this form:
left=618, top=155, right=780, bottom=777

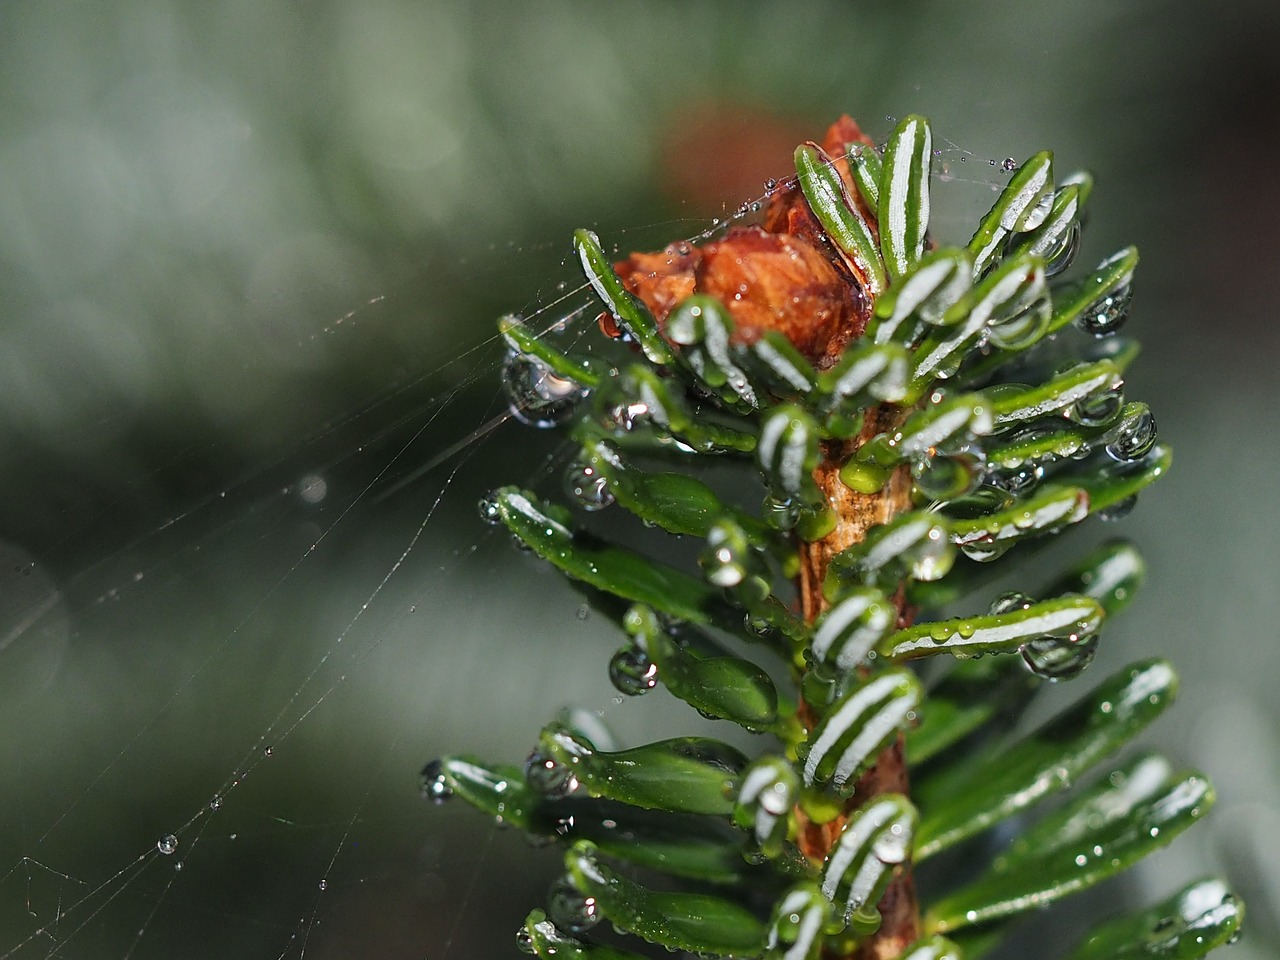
left=796, top=406, right=921, bottom=960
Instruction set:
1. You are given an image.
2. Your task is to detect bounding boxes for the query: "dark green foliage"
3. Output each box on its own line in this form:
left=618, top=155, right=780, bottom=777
left=427, top=115, right=1240, bottom=959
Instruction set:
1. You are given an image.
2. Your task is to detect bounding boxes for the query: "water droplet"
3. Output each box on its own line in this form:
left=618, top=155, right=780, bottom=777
left=764, top=178, right=778, bottom=193
left=515, top=927, right=537, bottom=955
left=209, top=796, right=222, bottom=812
left=1106, top=407, right=1157, bottom=461
left=989, top=591, right=1034, bottom=615
left=1021, top=633, right=1099, bottom=681
left=547, top=876, right=600, bottom=934
left=318, top=879, right=328, bottom=891
left=174, top=861, right=183, bottom=871
left=263, top=746, right=273, bottom=757
left=576, top=603, right=590, bottom=621
left=608, top=646, right=658, bottom=696
left=524, top=751, right=578, bottom=798
left=987, top=296, right=1052, bottom=350
left=1098, top=495, right=1138, bottom=522
left=157, top=834, right=178, bottom=856
left=762, top=495, right=800, bottom=531
left=502, top=350, right=588, bottom=428
left=991, top=462, right=1045, bottom=496
left=563, top=461, right=614, bottom=511
left=1001, top=157, right=1018, bottom=172
left=477, top=492, right=503, bottom=525
left=872, top=825, right=910, bottom=864
left=959, top=540, right=1011, bottom=563
left=699, top=523, right=752, bottom=588
left=1021, top=191, right=1055, bottom=231
left=604, top=401, right=648, bottom=432
left=1077, top=281, right=1133, bottom=337
left=1070, top=384, right=1124, bottom=427
left=913, top=450, right=985, bottom=501
left=420, top=760, right=453, bottom=804
left=1044, top=220, right=1082, bottom=278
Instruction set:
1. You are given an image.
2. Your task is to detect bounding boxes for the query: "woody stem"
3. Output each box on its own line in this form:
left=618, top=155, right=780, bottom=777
left=795, top=406, right=921, bottom=960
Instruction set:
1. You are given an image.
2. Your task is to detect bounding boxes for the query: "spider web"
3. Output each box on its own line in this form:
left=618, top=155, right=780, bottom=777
left=0, top=133, right=1034, bottom=960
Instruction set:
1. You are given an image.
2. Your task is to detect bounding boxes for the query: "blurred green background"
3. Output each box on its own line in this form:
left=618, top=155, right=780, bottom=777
left=0, top=1, right=1277, bottom=958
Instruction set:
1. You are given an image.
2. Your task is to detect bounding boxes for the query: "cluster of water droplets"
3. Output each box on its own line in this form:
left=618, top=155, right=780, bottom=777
left=990, top=592, right=1098, bottom=681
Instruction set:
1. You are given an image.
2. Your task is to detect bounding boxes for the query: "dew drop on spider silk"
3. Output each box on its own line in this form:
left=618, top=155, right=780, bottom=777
left=208, top=795, right=222, bottom=812
left=1070, top=384, right=1124, bottom=427
left=1001, top=157, right=1018, bottom=172
left=547, top=876, right=601, bottom=934
left=608, top=646, right=658, bottom=696
left=502, top=350, right=588, bottom=428
left=1105, top=406, right=1157, bottom=461
left=1021, top=633, right=1099, bottom=681
left=1044, top=220, right=1082, bottom=278
left=477, top=491, right=503, bottom=525
left=318, top=879, right=327, bottom=891
left=419, top=759, right=453, bottom=804
left=563, top=461, right=614, bottom=512
left=515, top=927, right=537, bottom=955
left=157, top=834, right=178, bottom=856
left=1077, top=281, right=1133, bottom=337
left=1098, top=495, right=1139, bottom=522
left=524, top=751, right=578, bottom=798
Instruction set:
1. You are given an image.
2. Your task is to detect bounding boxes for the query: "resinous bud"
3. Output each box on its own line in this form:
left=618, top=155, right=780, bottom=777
left=503, top=350, right=589, bottom=428
left=420, top=759, right=454, bottom=804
